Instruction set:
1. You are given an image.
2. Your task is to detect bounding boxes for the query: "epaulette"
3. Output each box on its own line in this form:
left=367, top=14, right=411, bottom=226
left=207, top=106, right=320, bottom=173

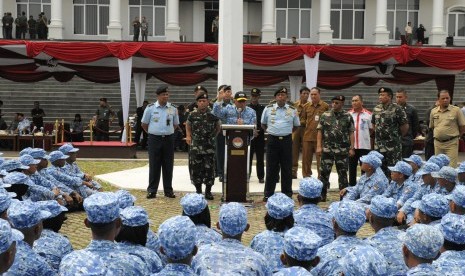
left=171, top=103, right=178, bottom=108
left=147, top=103, right=154, bottom=107
left=288, top=105, right=296, bottom=110
left=266, top=104, right=274, bottom=108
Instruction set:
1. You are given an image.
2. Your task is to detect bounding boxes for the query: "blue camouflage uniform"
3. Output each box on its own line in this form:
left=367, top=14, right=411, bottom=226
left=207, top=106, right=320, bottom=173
left=192, top=202, right=271, bottom=275
left=411, top=193, right=449, bottom=224
left=3, top=171, right=57, bottom=202
left=433, top=213, right=465, bottom=274
left=431, top=166, right=458, bottom=196
left=404, top=154, right=425, bottom=185
left=212, top=100, right=256, bottom=125
left=274, top=266, right=312, bottom=276
left=339, top=245, right=388, bottom=276
left=59, top=250, right=108, bottom=276
left=293, top=177, right=334, bottom=246
left=383, top=161, right=418, bottom=207
left=457, top=162, right=465, bottom=185
left=17, top=117, right=31, bottom=132
left=0, top=219, right=24, bottom=272
left=447, top=185, right=465, bottom=211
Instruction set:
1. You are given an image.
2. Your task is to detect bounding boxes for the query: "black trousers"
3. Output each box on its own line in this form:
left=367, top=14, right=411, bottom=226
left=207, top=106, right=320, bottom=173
left=135, top=122, right=147, bottom=148
left=249, top=135, right=265, bottom=180
left=264, top=134, right=293, bottom=198
left=402, top=145, right=414, bottom=158
left=95, top=120, right=109, bottom=141
left=216, top=132, right=225, bottom=178
left=147, top=134, right=174, bottom=194
left=348, top=148, right=370, bottom=186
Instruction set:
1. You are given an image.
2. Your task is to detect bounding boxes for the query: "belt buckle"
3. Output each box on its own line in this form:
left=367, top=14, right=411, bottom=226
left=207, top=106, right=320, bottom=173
left=279, top=136, right=283, bottom=140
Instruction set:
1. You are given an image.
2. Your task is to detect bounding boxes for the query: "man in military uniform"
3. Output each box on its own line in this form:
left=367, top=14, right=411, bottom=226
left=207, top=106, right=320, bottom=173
left=213, top=85, right=233, bottom=182
left=94, top=97, right=115, bottom=141
left=248, top=88, right=265, bottom=183
left=292, top=86, right=309, bottom=179
left=396, top=89, right=419, bottom=158
left=135, top=100, right=149, bottom=149
left=186, top=93, right=220, bottom=200
left=28, top=15, right=37, bottom=39
left=317, top=95, right=355, bottom=199
left=372, top=87, right=409, bottom=177
left=31, top=101, right=45, bottom=129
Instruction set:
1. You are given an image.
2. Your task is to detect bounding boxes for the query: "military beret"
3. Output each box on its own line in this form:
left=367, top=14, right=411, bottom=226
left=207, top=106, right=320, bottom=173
left=156, top=85, right=169, bottom=95
left=59, top=250, right=108, bottom=276
left=158, top=215, right=196, bottom=260
left=115, top=189, right=136, bottom=209
left=219, top=202, right=248, bottom=236
left=250, top=88, right=261, bottom=96
left=196, top=92, right=209, bottom=101
left=340, top=245, right=388, bottom=276
left=266, top=193, right=295, bottom=219
left=369, top=195, right=397, bottom=218
left=99, top=97, right=107, bottom=102
left=19, top=154, right=40, bottom=166
left=59, top=143, right=79, bottom=154
left=36, top=200, right=68, bottom=218
left=298, top=177, right=323, bottom=199
left=274, top=87, right=288, bottom=97
left=378, top=87, right=393, bottom=96
left=331, top=95, right=345, bottom=102
left=457, top=162, right=465, bottom=174
left=447, top=185, right=465, bottom=208
left=284, top=226, right=322, bottom=261
left=29, top=148, right=50, bottom=160
left=388, top=161, right=412, bottom=177
left=7, top=200, right=52, bottom=229
left=0, top=218, right=23, bottom=254
left=431, top=166, right=457, bottom=183
left=332, top=200, right=366, bottom=233
left=400, top=224, right=443, bottom=259
left=120, top=206, right=149, bottom=227
left=180, top=193, right=207, bottom=216
left=1, top=160, right=29, bottom=172
left=404, top=154, right=424, bottom=168
left=411, top=193, right=449, bottom=218
left=416, top=162, right=440, bottom=176
left=359, top=154, right=382, bottom=170
left=234, top=91, right=247, bottom=101
left=83, top=192, right=120, bottom=224
left=48, top=150, right=69, bottom=163
left=194, top=85, right=208, bottom=94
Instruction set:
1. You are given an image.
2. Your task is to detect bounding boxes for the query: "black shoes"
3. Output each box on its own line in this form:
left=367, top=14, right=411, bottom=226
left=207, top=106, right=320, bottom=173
left=164, top=192, right=176, bottom=198
left=259, top=179, right=265, bottom=183
left=146, top=192, right=156, bottom=199
left=205, top=192, right=214, bottom=200
left=262, top=196, right=269, bottom=202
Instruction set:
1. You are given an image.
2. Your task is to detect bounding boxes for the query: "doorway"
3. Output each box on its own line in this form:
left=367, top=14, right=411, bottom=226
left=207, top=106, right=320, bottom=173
left=204, top=1, right=219, bottom=43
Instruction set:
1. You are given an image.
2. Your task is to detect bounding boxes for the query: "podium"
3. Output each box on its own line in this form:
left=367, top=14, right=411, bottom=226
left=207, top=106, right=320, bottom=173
left=221, top=124, right=255, bottom=202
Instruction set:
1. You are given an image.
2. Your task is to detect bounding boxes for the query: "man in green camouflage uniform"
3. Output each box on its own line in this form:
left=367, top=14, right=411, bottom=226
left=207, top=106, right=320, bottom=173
left=317, top=95, right=355, bottom=199
left=372, top=87, right=409, bottom=177
left=186, top=92, right=221, bottom=200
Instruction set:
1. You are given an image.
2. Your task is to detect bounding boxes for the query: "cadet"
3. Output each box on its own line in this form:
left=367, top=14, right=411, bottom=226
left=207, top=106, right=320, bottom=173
left=261, top=87, right=300, bottom=201
left=316, top=95, right=355, bottom=199
left=5, top=200, right=56, bottom=275
left=4, top=171, right=57, bottom=203
left=186, top=92, right=221, bottom=200
left=433, top=213, right=465, bottom=274
left=366, top=195, right=408, bottom=275
left=275, top=226, right=322, bottom=275
left=448, top=185, right=465, bottom=215
left=292, top=87, right=309, bottom=179
left=0, top=188, right=13, bottom=219
left=59, top=251, right=108, bottom=276
left=155, top=215, right=198, bottom=276
left=293, top=177, right=334, bottom=246
left=251, top=193, right=295, bottom=272
left=248, top=88, right=266, bottom=183
left=372, top=87, right=409, bottom=177
left=401, top=224, right=443, bottom=274
left=33, top=200, right=73, bottom=272
left=411, top=193, right=449, bottom=225
left=0, top=219, right=23, bottom=274
left=457, top=162, right=465, bottom=185
left=340, top=245, right=388, bottom=276
left=142, top=85, right=179, bottom=199
left=383, top=160, right=417, bottom=208
left=192, top=202, right=271, bottom=275
left=59, top=192, right=150, bottom=275
left=433, top=166, right=458, bottom=195
left=180, top=193, right=221, bottom=247
left=404, top=154, right=424, bottom=185
left=94, top=97, right=115, bottom=141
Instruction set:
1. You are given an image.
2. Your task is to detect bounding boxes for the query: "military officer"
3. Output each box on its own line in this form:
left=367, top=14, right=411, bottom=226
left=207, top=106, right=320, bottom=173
left=212, top=91, right=256, bottom=125
left=94, top=97, right=115, bottom=141
left=186, top=93, right=221, bottom=200
left=248, top=88, right=266, bottom=183
left=261, top=87, right=300, bottom=201
left=142, top=85, right=179, bottom=199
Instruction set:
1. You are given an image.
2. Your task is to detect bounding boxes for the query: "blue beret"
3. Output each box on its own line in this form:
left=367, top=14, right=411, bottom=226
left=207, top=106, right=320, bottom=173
left=48, top=151, right=69, bottom=163
left=120, top=206, right=149, bottom=227
left=29, top=148, right=50, bottom=160
left=115, top=189, right=136, bottom=209
left=219, top=202, right=248, bottom=236
left=298, top=177, right=323, bottom=198
left=416, top=162, right=440, bottom=176
left=19, top=154, right=40, bottom=166
left=369, top=195, right=397, bottom=218
left=7, top=200, right=52, bottom=229
left=1, top=160, right=29, bottom=172
left=158, top=215, right=196, bottom=260
left=411, top=193, right=449, bottom=218
left=36, top=200, right=68, bottom=218
left=360, top=155, right=382, bottom=169
left=404, top=154, right=424, bottom=168
left=19, top=147, right=32, bottom=156
left=368, top=150, right=384, bottom=160
left=431, top=166, right=457, bottom=183
left=334, top=201, right=366, bottom=233
left=439, top=213, right=465, bottom=244
left=0, top=218, right=23, bottom=254
left=340, top=245, right=388, bottom=276
left=180, top=193, right=207, bottom=216
left=457, top=162, right=465, bottom=174
left=266, top=193, right=294, bottom=219
left=3, top=172, right=33, bottom=186
left=284, top=226, right=322, bottom=261
left=59, top=143, right=79, bottom=154
left=400, top=224, right=444, bottom=259
left=388, top=161, right=412, bottom=176
left=436, top=154, right=450, bottom=167
left=0, top=189, right=13, bottom=213
left=83, top=192, right=120, bottom=224
left=447, top=185, right=465, bottom=208
left=59, top=250, right=107, bottom=276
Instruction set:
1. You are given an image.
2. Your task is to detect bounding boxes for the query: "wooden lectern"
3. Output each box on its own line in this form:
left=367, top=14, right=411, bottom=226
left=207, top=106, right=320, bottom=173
left=221, top=124, right=255, bottom=202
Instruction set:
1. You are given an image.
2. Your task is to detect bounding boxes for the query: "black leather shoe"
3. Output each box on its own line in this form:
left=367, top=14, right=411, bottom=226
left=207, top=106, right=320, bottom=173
left=262, top=196, right=269, bottom=202
left=146, top=192, right=156, bottom=199
left=205, top=192, right=214, bottom=200
left=259, top=179, right=265, bottom=183
left=164, top=192, right=176, bottom=198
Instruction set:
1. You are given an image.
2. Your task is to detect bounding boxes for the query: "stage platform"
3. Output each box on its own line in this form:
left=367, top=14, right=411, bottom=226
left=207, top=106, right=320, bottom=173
left=53, top=141, right=137, bottom=159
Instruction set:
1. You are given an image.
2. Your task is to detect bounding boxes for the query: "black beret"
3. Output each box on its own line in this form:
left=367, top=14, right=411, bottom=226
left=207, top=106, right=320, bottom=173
left=251, top=88, right=261, bottom=96
left=331, top=95, right=345, bottom=102
left=194, top=85, right=208, bottom=94
left=196, top=93, right=209, bottom=101
left=156, top=85, right=169, bottom=95
left=378, top=87, right=393, bottom=96
left=99, top=97, right=107, bottom=102
left=274, top=87, right=288, bottom=97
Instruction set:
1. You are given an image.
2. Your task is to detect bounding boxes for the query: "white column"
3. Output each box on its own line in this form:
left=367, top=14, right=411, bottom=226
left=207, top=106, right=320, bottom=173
left=107, top=0, right=122, bottom=41
left=48, top=0, right=63, bottom=40
left=261, top=0, right=275, bottom=43
left=289, top=76, right=303, bottom=102
left=166, top=0, right=180, bottom=41
left=373, top=0, right=390, bottom=45
left=318, top=0, right=333, bottom=44
left=218, top=0, right=243, bottom=91
left=0, top=0, right=3, bottom=39
left=429, top=0, right=446, bottom=45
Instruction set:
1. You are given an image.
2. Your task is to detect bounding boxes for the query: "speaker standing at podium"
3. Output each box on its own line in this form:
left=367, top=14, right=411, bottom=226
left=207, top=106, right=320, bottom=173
left=261, top=87, right=300, bottom=202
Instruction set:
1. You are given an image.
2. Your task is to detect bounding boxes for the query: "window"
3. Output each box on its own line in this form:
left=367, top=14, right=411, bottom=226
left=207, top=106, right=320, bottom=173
left=16, top=0, right=51, bottom=22
left=330, top=0, right=365, bottom=39
left=387, top=0, right=419, bottom=40
left=448, top=8, right=465, bottom=37
left=73, top=0, right=109, bottom=35
left=129, top=0, right=166, bottom=37
left=276, top=0, right=312, bottom=39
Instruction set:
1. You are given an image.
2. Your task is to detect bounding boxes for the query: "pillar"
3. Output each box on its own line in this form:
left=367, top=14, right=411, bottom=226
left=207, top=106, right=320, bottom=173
left=373, top=0, right=390, bottom=45
left=165, top=0, right=180, bottom=41
left=318, top=0, right=333, bottom=44
left=261, top=0, right=275, bottom=43
left=107, top=0, right=122, bottom=41
left=429, top=0, right=446, bottom=45
left=48, top=0, right=63, bottom=40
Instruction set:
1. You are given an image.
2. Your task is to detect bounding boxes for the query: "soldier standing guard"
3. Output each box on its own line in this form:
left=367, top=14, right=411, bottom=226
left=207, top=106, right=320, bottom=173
left=186, top=93, right=221, bottom=200
left=94, top=98, right=115, bottom=141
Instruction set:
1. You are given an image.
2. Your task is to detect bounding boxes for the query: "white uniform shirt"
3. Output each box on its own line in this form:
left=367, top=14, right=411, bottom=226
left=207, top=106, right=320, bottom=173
left=348, top=108, right=372, bottom=150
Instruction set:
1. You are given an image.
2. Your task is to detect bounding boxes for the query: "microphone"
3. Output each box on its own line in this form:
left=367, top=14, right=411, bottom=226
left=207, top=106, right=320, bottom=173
left=32, top=126, right=37, bottom=134
left=40, top=127, right=44, bottom=133
left=237, top=108, right=243, bottom=119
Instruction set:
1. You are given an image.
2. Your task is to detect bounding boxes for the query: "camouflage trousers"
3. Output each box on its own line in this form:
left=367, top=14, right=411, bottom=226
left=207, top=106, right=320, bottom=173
left=189, top=153, right=215, bottom=186
left=379, top=146, right=402, bottom=179
left=320, top=152, right=349, bottom=195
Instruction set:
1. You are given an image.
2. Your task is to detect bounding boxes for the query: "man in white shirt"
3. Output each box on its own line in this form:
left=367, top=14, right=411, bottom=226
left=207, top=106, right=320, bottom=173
left=405, top=22, right=412, bottom=45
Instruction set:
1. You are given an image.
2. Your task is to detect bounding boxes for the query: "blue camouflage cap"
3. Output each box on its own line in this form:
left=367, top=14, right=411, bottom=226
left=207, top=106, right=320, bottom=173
left=36, top=200, right=68, bottom=218
left=19, top=147, right=32, bottom=156
left=19, top=154, right=40, bottom=166
left=48, top=150, right=69, bottom=163
left=340, top=245, right=388, bottom=276
left=7, top=200, right=52, bottom=229
left=120, top=206, right=149, bottom=227
left=360, top=155, right=382, bottom=169
left=369, top=195, right=397, bottom=218
left=180, top=193, right=207, bottom=216
left=439, top=213, right=465, bottom=244
left=29, top=148, right=50, bottom=160
left=0, top=157, right=4, bottom=167
left=3, top=172, right=33, bottom=186
left=416, top=162, right=440, bottom=176
left=431, top=166, right=457, bottom=183
left=0, top=169, right=7, bottom=176
left=115, top=189, right=136, bottom=209
left=83, top=192, right=120, bottom=224
left=388, top=161, right=412, bottom=176
left=298, top=177, right=323, bottom=198
left=266, top=193, right=295, bottom=219
left=59, top=143, right=79, bottom=154
left=0, top=218, right=23, bottom=254
left=219, top=202, right=248, bottom=236
left=1, top=159, right=29, bottom=172
left=284, top=226, right=322, bottom=261
left=0, top=189, right=13, bottom=213
left=333, top=200, right=366, bottom=233
left=436, top=154, right=450, bottom=167
left=428, top=156, right=443, bottom=168
left=158, top=215, right=196, bottom=260
left=368, top=150, right=384, bottom=160
left=447, top=185, right=465, bottom=208
left=400, top=224, right=444, bottom=259
left=404, top=154, right=424, bottom=168
left=59, top=250, right=107, bottom=276
left=456, top=162, right=465, bottom=174
left=411, top=193, right=449, bottom=218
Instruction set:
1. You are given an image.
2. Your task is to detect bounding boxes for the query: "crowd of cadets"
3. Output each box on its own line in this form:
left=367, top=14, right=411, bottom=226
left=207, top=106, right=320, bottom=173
left=0, top=146, right=464, bottom=274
